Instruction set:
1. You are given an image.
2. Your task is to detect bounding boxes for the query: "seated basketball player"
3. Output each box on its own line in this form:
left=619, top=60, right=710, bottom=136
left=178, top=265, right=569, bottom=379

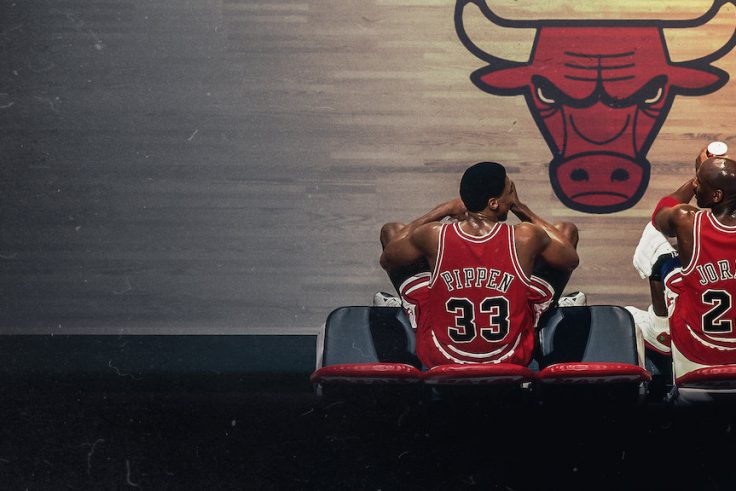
left=627, top=146, right=715, bottom=354
left=379, top=162, right=580, bottom=368
left=627, top=149, right=736, bottom=376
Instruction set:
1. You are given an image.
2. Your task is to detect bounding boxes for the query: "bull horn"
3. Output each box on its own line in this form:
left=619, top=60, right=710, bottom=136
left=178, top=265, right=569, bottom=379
left=455, top=0, right=534, bottom=67
left=663, top=0, right=736, bottom=66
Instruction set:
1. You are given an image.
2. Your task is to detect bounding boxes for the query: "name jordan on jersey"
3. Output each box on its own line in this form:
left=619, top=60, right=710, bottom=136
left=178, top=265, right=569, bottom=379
left=696, top=260, right=735, bottom=286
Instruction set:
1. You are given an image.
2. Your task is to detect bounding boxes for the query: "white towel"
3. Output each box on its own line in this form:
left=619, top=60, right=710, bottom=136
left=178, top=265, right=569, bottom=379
left=632, top=222, right=676, bottom=279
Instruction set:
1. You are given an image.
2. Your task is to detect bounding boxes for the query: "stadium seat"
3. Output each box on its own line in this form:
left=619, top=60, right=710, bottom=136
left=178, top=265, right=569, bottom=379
left=536, top=306, right=651, bottom=401
left=420, top=363, right=537, bottom=402
left=670, top=346, right=736, bottom=404
left=312, top=306, right=422, bottom=397
left=676, top=366, right=736, bottom=390
left=421, top=363, right=536, bottom=385
left=312, top=305, right=654, bottom=404
left=310, top=362, right=422, bottom=384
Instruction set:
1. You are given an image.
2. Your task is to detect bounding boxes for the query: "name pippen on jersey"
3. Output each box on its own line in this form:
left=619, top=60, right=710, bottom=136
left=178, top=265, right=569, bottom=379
left=696, top=260, right=736, bottom=286
left=440, top=267, right=515, bottom=293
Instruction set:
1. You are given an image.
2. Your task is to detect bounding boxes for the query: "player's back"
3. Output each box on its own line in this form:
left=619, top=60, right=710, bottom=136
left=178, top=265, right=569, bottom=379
left=418, top=222, right=553, bottom=367
left=668, top=211, right=736, bottom=365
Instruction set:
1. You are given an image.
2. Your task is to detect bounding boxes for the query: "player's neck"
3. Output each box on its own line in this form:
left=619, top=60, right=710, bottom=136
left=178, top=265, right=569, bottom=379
left=711, top=203, right=736, bottom=226
left=462, top=212, right=501, bottom=235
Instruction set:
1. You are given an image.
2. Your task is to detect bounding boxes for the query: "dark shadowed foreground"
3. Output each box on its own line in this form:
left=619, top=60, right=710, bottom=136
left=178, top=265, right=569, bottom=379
left=2, top=375, right=736, bottom=490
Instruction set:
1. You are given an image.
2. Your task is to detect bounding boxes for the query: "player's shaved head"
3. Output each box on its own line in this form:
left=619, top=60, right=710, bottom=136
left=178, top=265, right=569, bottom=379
left=700, top=157, right=736, bottom=192
left=696, top=157, right=736, bottom=209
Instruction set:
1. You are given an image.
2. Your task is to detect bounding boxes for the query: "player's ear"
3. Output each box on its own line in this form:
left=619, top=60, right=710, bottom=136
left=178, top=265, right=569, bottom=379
left=713, top=189, right=724, bottom=204
left=488, top=197, right=499, bottom=211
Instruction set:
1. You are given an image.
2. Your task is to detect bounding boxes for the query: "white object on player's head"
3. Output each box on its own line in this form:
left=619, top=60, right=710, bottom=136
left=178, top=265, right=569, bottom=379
left=707, top=141, right=728, bottom=157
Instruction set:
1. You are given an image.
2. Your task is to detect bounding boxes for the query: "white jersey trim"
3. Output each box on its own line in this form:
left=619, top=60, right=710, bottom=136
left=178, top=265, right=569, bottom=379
left=685, top=323, right=736, bottom=351
left=428, top=224, right=449, bottom=288
left=508, top=225, right=549, bottom=294
left=506, top=226, right=555, bottom=298
left=453, top=221, right=502, bottom=243
left=398, top=272, right=431, bottom=297
left=431, top=330, right=520, bottom=364
left=672, top=342, right=711, bottom=381
left=529, top=275, right=555, bottom=299
left=681, top=211, right=703, bottom=276
left=707, top=212, right=736, bottom=234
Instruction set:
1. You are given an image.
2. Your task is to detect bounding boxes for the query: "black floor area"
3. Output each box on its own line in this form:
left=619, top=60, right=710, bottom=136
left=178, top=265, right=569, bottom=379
left=2, top=376, right=736, bottom=490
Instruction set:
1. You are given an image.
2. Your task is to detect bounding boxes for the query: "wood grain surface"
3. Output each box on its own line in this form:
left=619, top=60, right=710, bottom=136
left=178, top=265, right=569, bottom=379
left=0, top=0, right=734, bottom=333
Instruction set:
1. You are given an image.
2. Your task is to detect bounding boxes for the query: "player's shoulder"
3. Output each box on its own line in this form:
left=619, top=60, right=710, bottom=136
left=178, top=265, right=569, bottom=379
left=669, top=204, right=698, bottom=228
left=513, top=222, right=547, bottom=241
left=513, top=222, right=549, bottom=253
left=414, top=221, right=443, bottom=235
left=410, top=221, right=444, bottom=245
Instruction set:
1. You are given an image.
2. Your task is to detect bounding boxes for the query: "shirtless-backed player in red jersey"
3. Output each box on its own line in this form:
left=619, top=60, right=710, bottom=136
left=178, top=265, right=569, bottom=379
left=379, top=162, right=580, bottom=368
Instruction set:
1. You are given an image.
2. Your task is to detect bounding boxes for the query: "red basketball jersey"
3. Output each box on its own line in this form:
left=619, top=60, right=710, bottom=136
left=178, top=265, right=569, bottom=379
left=667, top=211, right=736, bottom=365
left=416, top=222, right=553, bottom=367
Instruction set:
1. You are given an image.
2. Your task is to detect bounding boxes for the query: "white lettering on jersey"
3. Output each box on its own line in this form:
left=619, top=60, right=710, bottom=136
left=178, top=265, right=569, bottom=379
left=440, top=267, right=515, bottom=293
left=697, top=260, right=736, bottom=286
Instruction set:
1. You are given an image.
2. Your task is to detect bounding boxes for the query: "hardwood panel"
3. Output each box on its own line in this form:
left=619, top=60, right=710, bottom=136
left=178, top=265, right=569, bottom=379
left=0, top=0, right=734, bottom=333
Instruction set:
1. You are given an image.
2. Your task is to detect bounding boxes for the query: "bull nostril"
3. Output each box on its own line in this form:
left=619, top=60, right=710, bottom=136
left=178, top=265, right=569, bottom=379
left=570, top=168, right=589, bottom=182
left=611, top=168, right=630, bottom=182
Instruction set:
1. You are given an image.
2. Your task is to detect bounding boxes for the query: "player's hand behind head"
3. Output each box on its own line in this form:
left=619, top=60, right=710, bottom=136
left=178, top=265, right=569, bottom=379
left=509, top=181, right=522, bottom=210
left=695, top=146, right=709, bottom=171
left=449, top=197, right=467, bottom=220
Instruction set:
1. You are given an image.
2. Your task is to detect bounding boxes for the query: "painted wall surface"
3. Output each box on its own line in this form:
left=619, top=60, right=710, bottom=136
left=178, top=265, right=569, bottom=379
left=1, top=0, right=734, bottom=333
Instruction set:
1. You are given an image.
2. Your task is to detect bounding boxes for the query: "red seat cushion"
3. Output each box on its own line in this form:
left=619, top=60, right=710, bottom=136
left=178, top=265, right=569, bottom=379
left=676, top=365, right=736, bottom=389
left=421, top=363, right=537, bottom=385
left=310, top=363, right=422, bottom=384
left=538, top=362, right=651, bottom=384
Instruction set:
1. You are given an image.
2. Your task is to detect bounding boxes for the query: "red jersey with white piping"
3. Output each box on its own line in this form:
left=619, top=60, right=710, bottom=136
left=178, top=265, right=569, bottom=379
left=401, top=222, right=553, bottom=368
left=666, top=211, right=736, bottom=366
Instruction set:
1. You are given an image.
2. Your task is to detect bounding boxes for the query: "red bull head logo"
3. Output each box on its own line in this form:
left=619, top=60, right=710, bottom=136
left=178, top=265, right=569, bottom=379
left=456, top=0, right=736, bottom=213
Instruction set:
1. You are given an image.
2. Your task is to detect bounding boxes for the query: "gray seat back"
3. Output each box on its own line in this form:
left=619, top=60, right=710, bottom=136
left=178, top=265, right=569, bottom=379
left=538, top=306, right=640, bottom=367
left=320, top=307, right=418, bottom=367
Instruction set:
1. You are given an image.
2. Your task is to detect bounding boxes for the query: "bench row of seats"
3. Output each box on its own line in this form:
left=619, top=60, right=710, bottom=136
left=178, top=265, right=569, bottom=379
left=312, top=305, right=649, bottom=399
left=311, top=305, right=736, bottom=404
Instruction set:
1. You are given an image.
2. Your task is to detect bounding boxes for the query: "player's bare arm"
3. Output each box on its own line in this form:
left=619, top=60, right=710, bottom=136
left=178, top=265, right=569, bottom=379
left=653, top=178, right=696, bottom=234
left=653, top=180, right=697, bottom=265
left=379, top=198, right=465, bottom=273
left=509, top=184, right=579, bottom=273
left=512, top=222, right=550, bottom=276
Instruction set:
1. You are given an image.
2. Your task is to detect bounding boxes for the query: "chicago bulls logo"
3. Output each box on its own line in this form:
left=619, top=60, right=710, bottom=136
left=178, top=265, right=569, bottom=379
left=456, top=0, right=736, bottom=213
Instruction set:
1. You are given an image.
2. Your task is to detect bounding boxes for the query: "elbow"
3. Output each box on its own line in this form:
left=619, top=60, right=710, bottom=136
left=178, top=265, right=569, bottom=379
left=562, top=251, right=580, bottom=273
left=568, top=253, right=580, bottom=272
left=379, top=250, right=393, bottom=272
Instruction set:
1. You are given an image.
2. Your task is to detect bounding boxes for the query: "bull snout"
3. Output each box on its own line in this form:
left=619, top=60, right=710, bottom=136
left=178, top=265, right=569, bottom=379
left=550, top=153, right=649, bottom=213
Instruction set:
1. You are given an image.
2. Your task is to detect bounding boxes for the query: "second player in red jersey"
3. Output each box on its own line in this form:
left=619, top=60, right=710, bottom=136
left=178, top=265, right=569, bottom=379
left=643, top=151, right=736, bottom=380
left=666, top=210, right=736, bottom=365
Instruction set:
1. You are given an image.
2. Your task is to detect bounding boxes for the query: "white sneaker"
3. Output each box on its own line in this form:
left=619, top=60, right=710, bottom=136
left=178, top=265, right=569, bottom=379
left=373, top=291, right=402, bottom=308
left=557, top=291, right=587, bottom=307
left=625, top=305, right=671, bottom=355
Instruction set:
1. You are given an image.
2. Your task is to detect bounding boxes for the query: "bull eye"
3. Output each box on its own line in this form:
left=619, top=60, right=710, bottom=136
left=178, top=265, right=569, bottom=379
left=536, top=86, right=556, bottom=105
left=570, top=168, right=589, bottom=182
left=611, top=168, right=630, bottom=182
left=643, top=86, right=663, bottom=105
